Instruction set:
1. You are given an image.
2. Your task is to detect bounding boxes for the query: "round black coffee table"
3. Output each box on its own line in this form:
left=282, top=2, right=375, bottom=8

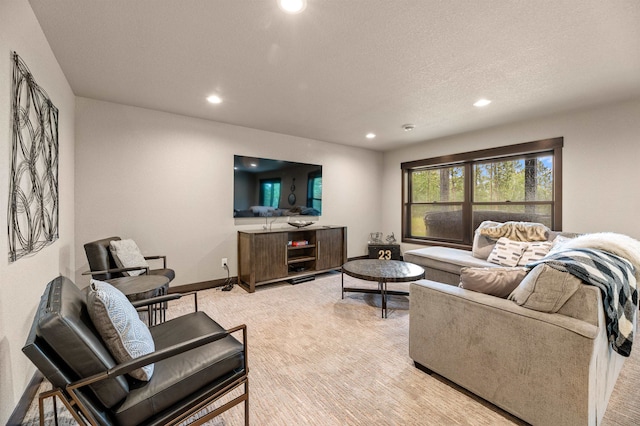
left=341, top=259, right=424, bottom=318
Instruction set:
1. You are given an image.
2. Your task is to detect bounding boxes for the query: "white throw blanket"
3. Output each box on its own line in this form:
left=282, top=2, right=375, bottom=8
left=560, top=232, right=640, bottom=281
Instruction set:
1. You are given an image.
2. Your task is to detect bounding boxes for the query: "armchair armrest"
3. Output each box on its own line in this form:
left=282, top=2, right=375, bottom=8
left=144, top=255, right=167, bottom=269
left=67, top=324, right=247, bottom=390
left=82, top=266, right=150, bottom=276
left=130, top=291, right=199, bottom=312
left=130, top=293, right=183, bottom=308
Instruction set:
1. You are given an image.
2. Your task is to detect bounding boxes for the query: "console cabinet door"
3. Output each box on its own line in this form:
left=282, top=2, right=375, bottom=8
left=254, top=233, right=288, bottom=281
left=316, top=228, right=346, bottom=270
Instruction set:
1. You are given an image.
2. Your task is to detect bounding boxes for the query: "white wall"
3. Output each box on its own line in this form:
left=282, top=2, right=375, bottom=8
left=74, top=98, right=383, bottom=287
left=0, top=1, right=75, bottom=422
left=382, top=98, right=640, bottom=253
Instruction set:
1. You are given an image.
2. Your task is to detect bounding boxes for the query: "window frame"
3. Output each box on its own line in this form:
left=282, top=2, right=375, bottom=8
left=401, top=137, right=563, bottom=248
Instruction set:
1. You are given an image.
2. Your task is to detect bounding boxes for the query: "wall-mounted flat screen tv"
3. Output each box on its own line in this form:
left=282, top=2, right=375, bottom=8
left=234, top=155, right=322, bottom=217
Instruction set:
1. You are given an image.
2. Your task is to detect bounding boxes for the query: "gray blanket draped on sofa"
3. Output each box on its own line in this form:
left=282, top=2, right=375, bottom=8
left=529, top=248, right=638, bottom=357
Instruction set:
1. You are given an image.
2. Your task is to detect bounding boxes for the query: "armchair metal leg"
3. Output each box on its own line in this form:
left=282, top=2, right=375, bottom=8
left=38, top=388, right=89, bottom=426
left=245, top=378, right=250, bottom=426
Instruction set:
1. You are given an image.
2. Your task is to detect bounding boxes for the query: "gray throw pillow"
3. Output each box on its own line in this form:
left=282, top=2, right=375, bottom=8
left=109, top=239, right=149, bottom=276
left=87, top=279, right=155, bottom=381
left=459, top=267, right=529, bottom=298
left=509, top=264, right=582, bottom=313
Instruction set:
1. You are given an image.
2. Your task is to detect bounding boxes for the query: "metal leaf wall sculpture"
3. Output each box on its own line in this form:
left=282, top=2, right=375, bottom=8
left=8, top=52, right=59, bottom=262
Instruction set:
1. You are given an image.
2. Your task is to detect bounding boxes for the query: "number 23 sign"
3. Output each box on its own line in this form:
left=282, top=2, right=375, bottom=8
left=378, top=249, right=392, bottom=260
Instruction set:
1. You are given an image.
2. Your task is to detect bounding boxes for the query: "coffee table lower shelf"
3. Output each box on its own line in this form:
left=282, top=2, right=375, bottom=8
left=341, top=284, right=409, bottom=318
left=341, top=259, right=424, bottom=318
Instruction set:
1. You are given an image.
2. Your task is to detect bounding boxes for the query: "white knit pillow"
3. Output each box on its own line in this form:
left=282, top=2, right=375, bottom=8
left=110, top=239, right=149, bottom=276
left=87, top=279, right=155, bottom=381
left=487, top=237, right=528, bottom=267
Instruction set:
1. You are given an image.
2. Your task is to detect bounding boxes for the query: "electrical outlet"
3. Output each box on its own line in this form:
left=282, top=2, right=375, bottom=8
left=221, top=258, right=228, bottom=268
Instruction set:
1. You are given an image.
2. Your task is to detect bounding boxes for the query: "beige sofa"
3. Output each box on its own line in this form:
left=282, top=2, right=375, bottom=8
left=405, top=227, right=635, bottom=425
left=409, top=279, right=630, bottom=425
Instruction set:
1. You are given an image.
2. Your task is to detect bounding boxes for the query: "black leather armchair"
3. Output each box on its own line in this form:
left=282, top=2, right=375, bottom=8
left=84, top=236, right=175, bottom=282
left=23, top=276, right=248, bottom=425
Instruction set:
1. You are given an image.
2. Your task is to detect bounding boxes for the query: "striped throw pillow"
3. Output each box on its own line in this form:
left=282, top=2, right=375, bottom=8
left=487, top=237, right=528, bottom=267
left=518, top=241, right=553, bottom=266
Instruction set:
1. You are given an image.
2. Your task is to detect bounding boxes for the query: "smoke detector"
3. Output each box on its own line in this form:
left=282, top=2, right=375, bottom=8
left=402, top=124, right=416, bottom=132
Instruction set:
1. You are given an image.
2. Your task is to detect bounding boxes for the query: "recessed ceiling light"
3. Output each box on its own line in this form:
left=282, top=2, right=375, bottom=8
left=207, top=95, right=222, bottom=104
left=366, top=133, right=376, bottom=139
left=473, top=99, right=491, bottom=107
left=278, top=0, right=307, bottom=14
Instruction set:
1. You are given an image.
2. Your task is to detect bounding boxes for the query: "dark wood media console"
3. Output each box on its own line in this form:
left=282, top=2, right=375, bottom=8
left=237, top=226, right=347, bottom=292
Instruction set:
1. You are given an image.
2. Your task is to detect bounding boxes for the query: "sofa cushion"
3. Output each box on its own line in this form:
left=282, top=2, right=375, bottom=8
left=509, top=264, right=582, bottom=313
left=547, top=235, right=575, bottom=256
left=404, top=246, right=496, bottom=275
left=517, top=241, right=554, bottom=266
left=487, top=237, right=529, bottom=267
left=472, top=220, right=501, bottom=259
left=459, top=267, right=528, bottom=298
left=87, top=279, right=155, bottom=381
left=110, top=239, right=149, bottom=276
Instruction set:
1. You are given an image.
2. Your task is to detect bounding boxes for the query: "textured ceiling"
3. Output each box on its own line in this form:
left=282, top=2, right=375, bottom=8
left=28, top=0, right=640, bottom=151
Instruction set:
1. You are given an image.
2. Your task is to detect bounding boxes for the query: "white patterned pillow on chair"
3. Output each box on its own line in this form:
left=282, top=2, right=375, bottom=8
left=87, top=279, right=155, bottom=381
left=110, top=239, right=149, bottom=276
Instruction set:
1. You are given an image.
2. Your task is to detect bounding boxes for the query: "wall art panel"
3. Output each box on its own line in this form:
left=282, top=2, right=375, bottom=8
left=8, top=51, right=59, bottom=262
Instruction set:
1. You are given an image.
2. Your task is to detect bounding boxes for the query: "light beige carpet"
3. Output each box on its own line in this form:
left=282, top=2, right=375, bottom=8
left=22, top=272, right=640, bottom=425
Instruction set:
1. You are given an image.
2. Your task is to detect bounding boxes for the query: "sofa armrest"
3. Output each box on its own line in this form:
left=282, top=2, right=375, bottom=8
left=409, top=279, right=603, bottom=426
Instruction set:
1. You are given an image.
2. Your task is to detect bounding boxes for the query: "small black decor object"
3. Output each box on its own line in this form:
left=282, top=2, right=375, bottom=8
left=8, top=52, right=59, bottom=262
left=288, top=178, right=296, bottom=205
left=288, top=220, right=314, bottom=228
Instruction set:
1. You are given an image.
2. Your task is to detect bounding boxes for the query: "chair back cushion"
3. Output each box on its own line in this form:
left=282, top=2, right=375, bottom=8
left=84, top=236, right=122, bottom=280
left=23, top=276, right=129, bottom=408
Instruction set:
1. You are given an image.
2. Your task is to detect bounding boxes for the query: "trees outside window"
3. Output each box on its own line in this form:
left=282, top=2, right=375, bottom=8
left=307, top=172, right=322, bottom=211
left=402, top=138, right=562, bottom=247
left=260, top=179, right=281, bottom=208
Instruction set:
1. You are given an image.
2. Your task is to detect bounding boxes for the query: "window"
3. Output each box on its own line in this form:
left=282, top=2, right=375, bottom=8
left=259, top=178, right=281, bottom=208
left=402, top=138, right=563, bottom=247
left=307, top=171, right=322, bottom=211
